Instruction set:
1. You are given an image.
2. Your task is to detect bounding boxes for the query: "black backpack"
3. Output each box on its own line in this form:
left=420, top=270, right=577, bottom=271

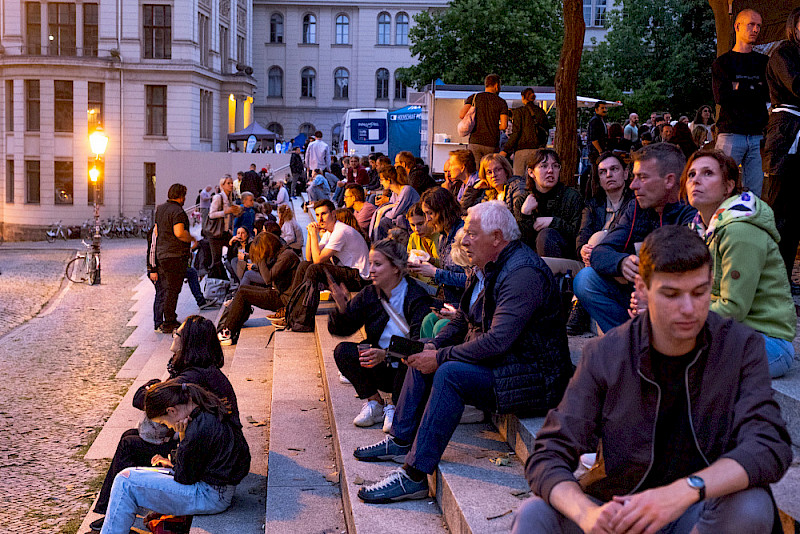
left=284, top=279, right=320, bottom=332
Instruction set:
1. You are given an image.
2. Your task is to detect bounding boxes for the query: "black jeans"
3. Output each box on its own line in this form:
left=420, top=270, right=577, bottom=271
left=151, top=276, right=166, bottom=329
left=219, top=285, right=286, bottom=336
left=209, top=233, right=232, bottom=280
left=765, top=166, right=800, bottom=281
left=157, top=256, right=189, bottom=326
left=94, top=429, right=177, bottom=514
left=334, top=342, right=407, bottom=405
left=290, top=261, right=366, bottom=293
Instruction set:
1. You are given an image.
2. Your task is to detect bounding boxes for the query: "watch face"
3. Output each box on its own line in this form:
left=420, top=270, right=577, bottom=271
left=687, top=475, right=704, bottom=488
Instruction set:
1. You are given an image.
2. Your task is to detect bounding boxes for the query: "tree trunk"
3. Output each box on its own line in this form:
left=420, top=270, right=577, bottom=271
left=554, top=0, right=585, bottom=187
left=708, top=0, right=732, bottom=57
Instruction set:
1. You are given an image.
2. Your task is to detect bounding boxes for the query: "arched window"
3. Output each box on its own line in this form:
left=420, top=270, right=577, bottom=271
left=376, top=68, right=389, bottom=99
left=270, top=13, right=283, bottom=43
left=301, top=67, right=316, bottom=97
left=331, top=124, right=342, bottom=151
left=268, top=66, right=283, bottom=97
left=335, top=14, right=349, bottom=45
left=394, top=71, right=407, bottom=100
left=302, top=14, right=316, bottom=44
left=395, top=13, right=409, bottom=45
left=299, top=123, right=316, bottom=137
left=334, top=68, right=349, bottom=99
left=377, top=12, right=390, bottom=45
left=267, top=122, right=283, bottom=138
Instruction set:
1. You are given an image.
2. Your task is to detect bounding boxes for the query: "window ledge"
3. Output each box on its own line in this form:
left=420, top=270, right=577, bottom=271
left=266, top=41, right=286, bottom=46
left=300, top=96, right=317, bottom=100
left=298, top=43, right=319, bottom=47
left=333, top=97, right=350, bottom=101
left=375, top=44, right=408, bottom=47
left=144, top=135, right=169, bottom=140
left=331, top=43, right=352, bottom=48
left=267, top=95, right=284, bottom=100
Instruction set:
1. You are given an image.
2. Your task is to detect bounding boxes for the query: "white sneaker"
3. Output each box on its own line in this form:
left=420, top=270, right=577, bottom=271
left=353, top=400, right=384, bottom=427
left=339, top=372, right=352, bottom=385
left=382, top=404, right=395, bottom=433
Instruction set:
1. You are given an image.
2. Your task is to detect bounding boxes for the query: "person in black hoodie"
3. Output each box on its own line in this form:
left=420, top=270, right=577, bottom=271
left=89, top=316, right=239, bottom=532
left=100, top=380, right=250, bottom=534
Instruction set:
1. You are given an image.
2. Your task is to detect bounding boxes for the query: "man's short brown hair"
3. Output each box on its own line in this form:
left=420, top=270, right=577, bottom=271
left=639, top=225, right=711, bottom=287
left=396, top=151, right=415, bottom=169
left=485, top=74, right=500, bottom=88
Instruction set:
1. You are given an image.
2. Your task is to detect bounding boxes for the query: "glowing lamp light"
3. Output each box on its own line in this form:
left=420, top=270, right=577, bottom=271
left=89, top=128, right=108, bottom=156
left=89, top=166, right=99, bottom=183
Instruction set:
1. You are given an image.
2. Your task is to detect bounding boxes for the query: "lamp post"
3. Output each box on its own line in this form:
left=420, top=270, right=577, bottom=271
left=89, top=127, right=108, bottom=285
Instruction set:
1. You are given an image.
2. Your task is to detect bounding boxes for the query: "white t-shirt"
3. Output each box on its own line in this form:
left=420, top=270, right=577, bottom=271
left=319, top=221, right=370, bottom=279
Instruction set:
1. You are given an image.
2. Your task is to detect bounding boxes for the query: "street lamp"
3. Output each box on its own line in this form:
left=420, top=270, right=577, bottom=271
left=89, top=127, right=108, bottom=285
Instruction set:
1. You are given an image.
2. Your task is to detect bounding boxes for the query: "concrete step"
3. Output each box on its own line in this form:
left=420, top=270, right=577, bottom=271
left=315, top=315, right=447, bottom=534
left=265, top=328, right=345, bottom=533
left=771, top=369, right=800, bottom=447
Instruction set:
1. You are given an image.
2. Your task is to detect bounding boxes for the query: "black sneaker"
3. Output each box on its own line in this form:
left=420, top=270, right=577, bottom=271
left=89, top=516, right=104, bottom=531
left=357, top=468, right=429, bottom=503
left=353, top=435, right=411, bottom=463
left=566, top=300, right=590, bottom=336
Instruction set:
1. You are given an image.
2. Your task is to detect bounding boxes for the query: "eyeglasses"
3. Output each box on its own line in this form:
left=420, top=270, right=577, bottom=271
left=536, top=163, right=561, bottom=171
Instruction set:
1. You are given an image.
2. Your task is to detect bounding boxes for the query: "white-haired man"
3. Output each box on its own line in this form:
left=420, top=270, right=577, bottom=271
left=353, top=201, right=574, bottom=503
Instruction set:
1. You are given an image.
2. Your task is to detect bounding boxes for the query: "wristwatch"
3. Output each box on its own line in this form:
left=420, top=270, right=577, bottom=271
left=686, top=475, right=706, bottom=502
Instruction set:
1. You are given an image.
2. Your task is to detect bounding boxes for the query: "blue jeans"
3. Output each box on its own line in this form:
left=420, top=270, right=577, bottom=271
left=392, top=361, right=495, bottom=474
left=185, top=267, right=204, bottom=304
left=100, top=467, right=235, bottom=534
left=763, top=333, right=795, bottom=378
left=511, top=487, right=773, bottom=534
left=573, top=267, right=631, bottom=333
left=716, top=133, right=764, bottom=197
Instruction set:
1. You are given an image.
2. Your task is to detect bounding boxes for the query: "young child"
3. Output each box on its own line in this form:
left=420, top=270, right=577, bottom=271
left=233, top=192, right=256, bottom=235
left=406, top=203, right=439, bottom=286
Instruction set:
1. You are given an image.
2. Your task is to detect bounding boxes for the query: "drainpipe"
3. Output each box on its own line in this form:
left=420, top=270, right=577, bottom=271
left=117, top=0, right=124, bottom=216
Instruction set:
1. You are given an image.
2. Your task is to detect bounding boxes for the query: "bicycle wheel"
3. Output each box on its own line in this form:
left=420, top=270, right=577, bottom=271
left=66, top=255, right=89, bottom=283
left=46, top=231, right=55, bottom=243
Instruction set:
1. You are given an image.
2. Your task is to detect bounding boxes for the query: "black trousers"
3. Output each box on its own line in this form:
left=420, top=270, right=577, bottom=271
left=531, top=228, right=572, bottom=259
left=290, top=261, right=366, bottom=293
left=157, top=256, right=189, bottom=326
left=333, top=342, right=407, bottom=405
left=765, top=165, right=800, bottom=281
left=94, top=429, right=177, bottom=514
left=219, top=285, right=286, bottom=336
left=209, top=232, right=232, bottom=280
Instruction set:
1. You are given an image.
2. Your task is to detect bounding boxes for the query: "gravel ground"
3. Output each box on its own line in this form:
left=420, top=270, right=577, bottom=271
left=0, top=239, right=145, bottom=533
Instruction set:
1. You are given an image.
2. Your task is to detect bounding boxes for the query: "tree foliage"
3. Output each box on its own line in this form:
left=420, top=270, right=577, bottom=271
left=397, top=0, right=563, bottom=89
left=578, top=0, right=717, bottom=121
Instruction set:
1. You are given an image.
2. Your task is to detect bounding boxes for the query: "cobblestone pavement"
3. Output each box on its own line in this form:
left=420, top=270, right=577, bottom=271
left=0, top=239, right=146, bottom=533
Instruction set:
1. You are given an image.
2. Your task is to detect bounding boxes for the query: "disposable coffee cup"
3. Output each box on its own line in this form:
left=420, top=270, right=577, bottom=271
left=634, top=242, right=643, bottom=255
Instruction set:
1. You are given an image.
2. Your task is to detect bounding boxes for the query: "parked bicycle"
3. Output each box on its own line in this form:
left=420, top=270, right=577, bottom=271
left=65, top=241, right=100, bottom=284
left=46, top=220, right=69, bottom=242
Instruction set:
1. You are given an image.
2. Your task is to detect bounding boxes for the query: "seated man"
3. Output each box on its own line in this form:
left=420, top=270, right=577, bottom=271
left=353, top=201, right=574, bottom=503
left=514, top=225, right=791, bottom=534
left=573, top=143, right=696, bottom=333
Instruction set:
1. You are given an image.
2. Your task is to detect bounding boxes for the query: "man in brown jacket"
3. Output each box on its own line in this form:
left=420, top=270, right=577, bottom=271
left=514, top=225, right=791, bottom=534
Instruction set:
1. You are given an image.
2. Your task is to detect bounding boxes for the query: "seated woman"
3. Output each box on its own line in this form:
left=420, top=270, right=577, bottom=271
left=408, top=186, right=467, bottom=304
left=373, top=165, right=421, bottom=241
left=478, top=153, right=527, bottom=218
left=217, top=232, right=299, bottom=344
left=519, top=149, right=584, bottom=259
left=100, top=380, right=250, bottom=534
left=278, top=205, right=304, bottom=256
left=568, top=151, right=634, bottom=334
left=224, top=226, right=252, bottom=284
left=328, top=238, right=434, bottom=432
left=633, top=149, right=796, bottom=378
left=90, top=316, right=238, bottom=532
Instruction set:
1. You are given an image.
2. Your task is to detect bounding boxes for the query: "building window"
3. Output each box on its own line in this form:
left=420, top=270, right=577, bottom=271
left=26, top=3, right=41, bottom=55
left=88, top=157, right=104, bottom=204
left=199, top=13, right=210, bottom=67
left=54, top=160, right=73, bottom=204
left=143, top=5, right=172, bottom=59
left=301, top=67, right=316, bottom=98
left=5, top=81, right=13, bottom=132
left=25, top=80, right=39, bottom=132
left=83, top=4, right=98, bottom=56
left=335, top=15, right=349, bottom=44
left=145, top=85, right=167, bottom=136
left=583, top=0, right=607, bottom=27
left=334, top=68, right=349, bottom=99
left=144, top=162, right=156, bottom=206
left=299, top=123, right=315, bottom=137
left=199, top=89, right=212, bottom=140
left=395, top=73, right=407, bottom=100
left=54, top=80, right=73, bottom=133
left=6, top=160, right=14, bottom=204
left=237, top=35, right=245, bottom=64
left=377, top=13, right=391, bottom=45
left=48, top=3, right=77, bottom=56
left=88, top=82, right=104, bottom=131
left=302, top=14, right=316, bottom=44
left=267, top=122, right=283, bottom=137
left=268, top=67, right=283, bottom=97
left=376, top=68, right=389, bottom=99
left=25, top=160, right=40, bottom=204
left=220, top=26, right=229, bottom=73
left=270, top=13, right=283, bottom=43
left=396, top=13, right=409, bottom=45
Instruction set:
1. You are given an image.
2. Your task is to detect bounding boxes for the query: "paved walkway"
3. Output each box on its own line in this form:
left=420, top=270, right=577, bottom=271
left=0, top=239, right=146, bottom=533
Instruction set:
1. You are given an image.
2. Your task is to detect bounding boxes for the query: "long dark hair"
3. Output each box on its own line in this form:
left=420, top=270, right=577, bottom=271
left=169, top=315, right=224, bottom=376
left=787, top=7, right=800, bottom=46
left=693, top=105, right=714, bottom=126
left=145, top=380, right=229, bottom=421
left=420, top=186, right=463, bottom=234
left=250, top=231, right=282, bottom=264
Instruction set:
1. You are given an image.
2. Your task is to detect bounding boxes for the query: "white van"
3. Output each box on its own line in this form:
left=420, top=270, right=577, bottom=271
left=339, top=108, right=389, bottom=158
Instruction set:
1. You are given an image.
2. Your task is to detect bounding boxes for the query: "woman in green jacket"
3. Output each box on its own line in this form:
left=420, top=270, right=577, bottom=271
left=683, top=149, right=796, bottom=377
